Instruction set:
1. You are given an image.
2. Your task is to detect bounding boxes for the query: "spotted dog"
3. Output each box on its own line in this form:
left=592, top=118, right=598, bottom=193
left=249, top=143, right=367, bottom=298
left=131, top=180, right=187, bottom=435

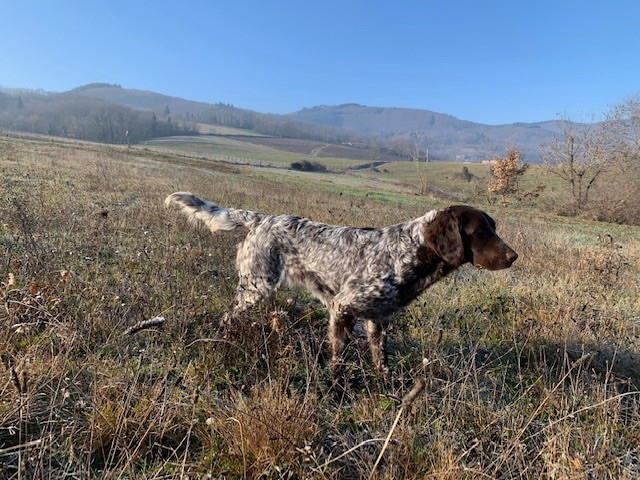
left=165, top=192, right=518, bottom=378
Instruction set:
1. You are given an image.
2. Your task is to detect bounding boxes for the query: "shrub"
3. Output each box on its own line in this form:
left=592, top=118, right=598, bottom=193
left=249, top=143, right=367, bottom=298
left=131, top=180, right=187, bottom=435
left=291, top=160, right=328, bottom=172
left=488, top=147, right=529, bottom=202
left=460, top=166, right=476, bottom=182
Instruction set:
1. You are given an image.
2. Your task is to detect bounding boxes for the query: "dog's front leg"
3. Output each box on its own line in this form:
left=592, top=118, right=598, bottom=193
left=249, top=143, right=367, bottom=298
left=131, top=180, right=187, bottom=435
left=365, top=319, right=390, bottom=380
left=220, top=274, right=274, bottom=331
left=328, top=304, right=355, bottom=379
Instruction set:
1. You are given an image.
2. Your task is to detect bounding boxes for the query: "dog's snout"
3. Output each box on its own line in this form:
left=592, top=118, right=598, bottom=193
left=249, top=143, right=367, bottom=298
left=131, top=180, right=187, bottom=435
left=506, top=249, right=518, bottom=264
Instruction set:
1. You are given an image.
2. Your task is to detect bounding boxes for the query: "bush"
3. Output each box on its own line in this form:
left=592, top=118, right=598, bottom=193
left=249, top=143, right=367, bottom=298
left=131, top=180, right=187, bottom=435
left=488, top=148, right=529, bottom=202
left=460, top=166, right=476, bottom=182
left=290, top=160, right=327, bottom=172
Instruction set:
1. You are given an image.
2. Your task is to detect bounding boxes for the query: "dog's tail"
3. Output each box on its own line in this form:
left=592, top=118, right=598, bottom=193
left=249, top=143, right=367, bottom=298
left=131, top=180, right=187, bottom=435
left=165, top=192, right=262, bottom=232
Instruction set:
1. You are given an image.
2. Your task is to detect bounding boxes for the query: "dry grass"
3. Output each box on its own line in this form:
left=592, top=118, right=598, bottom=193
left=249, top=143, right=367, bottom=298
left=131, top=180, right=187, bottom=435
left=1, top=135, right=639, bottom=478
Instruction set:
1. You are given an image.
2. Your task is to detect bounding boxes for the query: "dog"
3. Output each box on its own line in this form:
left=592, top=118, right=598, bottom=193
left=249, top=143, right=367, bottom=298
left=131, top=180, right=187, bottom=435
left=165, top=192, right=518, bottom=378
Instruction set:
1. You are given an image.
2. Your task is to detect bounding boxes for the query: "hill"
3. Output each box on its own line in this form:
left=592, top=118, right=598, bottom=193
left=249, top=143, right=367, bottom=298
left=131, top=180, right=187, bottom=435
left=0, top=88, right=196, bottom=143
left=289, top=104, right=565, bottom=161
left=73, top=86, right=570, bottom=161
left=69, top=84, right=352, bottom=144
left=70, top=83, right=212, bottom=116
left=1, top=83, right=577, bottom=161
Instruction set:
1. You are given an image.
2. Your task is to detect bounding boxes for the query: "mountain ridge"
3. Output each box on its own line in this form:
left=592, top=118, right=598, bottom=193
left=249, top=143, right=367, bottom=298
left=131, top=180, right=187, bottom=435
left=288, top=103, right=565, bottom=161
left=0, top=83, right=571, bottom=161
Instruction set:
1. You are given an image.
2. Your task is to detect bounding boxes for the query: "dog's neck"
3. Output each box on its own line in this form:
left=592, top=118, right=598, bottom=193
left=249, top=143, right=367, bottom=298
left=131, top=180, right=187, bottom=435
left=392, top=245, right=457, bottom=307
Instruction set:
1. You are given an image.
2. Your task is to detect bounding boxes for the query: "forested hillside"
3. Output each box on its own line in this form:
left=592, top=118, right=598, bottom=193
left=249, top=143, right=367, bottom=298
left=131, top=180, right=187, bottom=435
left=0, top=89, right=195, bottom=144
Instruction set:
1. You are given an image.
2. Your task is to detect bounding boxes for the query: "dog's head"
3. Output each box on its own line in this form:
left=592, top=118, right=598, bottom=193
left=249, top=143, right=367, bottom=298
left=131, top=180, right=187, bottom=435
left=424, top=206, right=518, bottom=270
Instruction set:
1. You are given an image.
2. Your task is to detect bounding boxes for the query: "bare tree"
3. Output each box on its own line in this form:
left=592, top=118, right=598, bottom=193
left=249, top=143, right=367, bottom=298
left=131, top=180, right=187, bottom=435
left=410, top=131, right=429, bottom=195
left=593, top=95, right=640, bottom=223
left=602, top=94, right=640, bottom=162
left=540, top=120, right=607, bottom=210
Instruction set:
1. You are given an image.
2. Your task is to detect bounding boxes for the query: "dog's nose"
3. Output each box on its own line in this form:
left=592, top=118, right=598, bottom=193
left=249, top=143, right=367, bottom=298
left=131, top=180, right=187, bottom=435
left=506, top=250, right=518, bottom=264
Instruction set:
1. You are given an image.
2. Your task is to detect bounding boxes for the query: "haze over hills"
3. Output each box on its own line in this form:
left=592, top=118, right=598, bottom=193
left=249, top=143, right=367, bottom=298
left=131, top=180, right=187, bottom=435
left=0, top=83, right=570, bottom=161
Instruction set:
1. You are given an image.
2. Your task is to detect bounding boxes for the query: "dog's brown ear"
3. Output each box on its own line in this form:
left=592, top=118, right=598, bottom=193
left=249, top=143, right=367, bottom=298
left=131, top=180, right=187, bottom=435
left=424, top=209, right=465, bottom=266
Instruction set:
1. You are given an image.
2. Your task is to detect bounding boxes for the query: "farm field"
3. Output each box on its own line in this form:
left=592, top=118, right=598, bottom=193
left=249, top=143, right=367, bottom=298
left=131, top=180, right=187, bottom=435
left=1, top=134, right=639, bottom=479
left=195, top=124, right=269, bottom=137
left=142, top=133, right=576, bottom=212
left=143, top=134, right=374, bottom=170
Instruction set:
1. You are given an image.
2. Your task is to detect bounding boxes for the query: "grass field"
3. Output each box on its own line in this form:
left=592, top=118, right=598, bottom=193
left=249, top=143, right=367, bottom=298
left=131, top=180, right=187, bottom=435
left=1, top=134, right=639, bottom=479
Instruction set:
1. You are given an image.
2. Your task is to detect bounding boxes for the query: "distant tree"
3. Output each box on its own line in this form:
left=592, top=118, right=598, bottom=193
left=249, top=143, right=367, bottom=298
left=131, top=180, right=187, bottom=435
left=72, top=83, right=122, bottom=91
left=488, top=147, right=529, bottom=202
left=17, top=97, right=24, bottom=109
left=164, top=105, right=171, bottom=116
left=151, top=112, right=158, bottom=137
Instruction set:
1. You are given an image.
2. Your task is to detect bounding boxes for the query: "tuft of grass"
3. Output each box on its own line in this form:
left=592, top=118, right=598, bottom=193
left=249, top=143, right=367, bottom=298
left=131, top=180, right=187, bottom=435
left=203, top=379, right=319, bottom=477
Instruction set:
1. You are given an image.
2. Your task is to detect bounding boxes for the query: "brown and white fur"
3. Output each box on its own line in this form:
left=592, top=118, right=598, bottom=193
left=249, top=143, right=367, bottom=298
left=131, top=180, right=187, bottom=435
left=165, top=192, right=518, bottom=378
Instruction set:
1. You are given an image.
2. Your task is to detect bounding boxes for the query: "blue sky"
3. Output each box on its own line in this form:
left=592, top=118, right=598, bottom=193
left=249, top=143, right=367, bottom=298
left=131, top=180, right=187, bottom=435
left=2, top=1, right=638, bottom=124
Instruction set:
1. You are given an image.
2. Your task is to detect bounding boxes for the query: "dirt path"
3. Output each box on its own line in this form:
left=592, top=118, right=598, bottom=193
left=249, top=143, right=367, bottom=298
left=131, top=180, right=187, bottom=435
left=310, top=144, right=329, bottom=156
